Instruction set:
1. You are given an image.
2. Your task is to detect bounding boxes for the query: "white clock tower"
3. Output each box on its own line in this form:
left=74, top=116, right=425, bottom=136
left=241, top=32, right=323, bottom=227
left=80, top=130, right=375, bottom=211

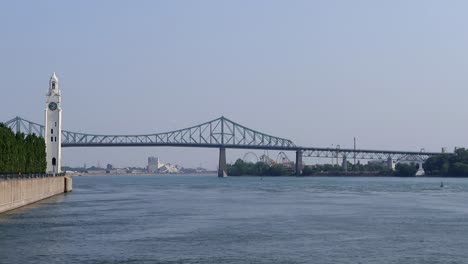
left=45, top=72, right=62, bottom=173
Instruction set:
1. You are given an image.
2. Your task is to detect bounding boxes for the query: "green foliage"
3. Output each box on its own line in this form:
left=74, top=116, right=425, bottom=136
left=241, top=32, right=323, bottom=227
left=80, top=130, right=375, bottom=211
left=423, top=148, right=468, bottom=177
left=0, top=123, right=46, bottom=174
left=302, top=161, right=392, bottom=176
left=449, top=162, right=468, bottom=177
left=394, top=163, right=419, bottom=177
left=302, top=164, right=344, bottom=175
left=227, top=159, right=289, bottom=176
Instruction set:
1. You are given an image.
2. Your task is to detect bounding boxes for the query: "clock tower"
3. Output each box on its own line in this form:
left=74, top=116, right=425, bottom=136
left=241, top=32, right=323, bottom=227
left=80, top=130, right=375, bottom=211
left=45, top=72, right=62, bottom=173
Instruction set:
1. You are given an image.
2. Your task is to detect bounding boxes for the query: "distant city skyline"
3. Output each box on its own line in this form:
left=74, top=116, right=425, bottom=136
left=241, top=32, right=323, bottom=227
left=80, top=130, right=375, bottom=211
left=2, top=1, right=468, bottom=169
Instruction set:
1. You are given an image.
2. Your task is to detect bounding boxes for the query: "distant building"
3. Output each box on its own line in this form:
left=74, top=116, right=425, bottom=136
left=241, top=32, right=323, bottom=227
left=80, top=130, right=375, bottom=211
left=86, top=169, right=107, bottom=174
left=147, top=156, right=181, bottom=174
left=147, top=156, right=163, bottom=173
left=158, top=163, right=180, bottom=174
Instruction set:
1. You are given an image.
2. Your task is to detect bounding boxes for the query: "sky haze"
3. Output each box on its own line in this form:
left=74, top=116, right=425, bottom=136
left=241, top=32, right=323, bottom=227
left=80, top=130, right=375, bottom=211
left=1, top=1, right=467, bottom=168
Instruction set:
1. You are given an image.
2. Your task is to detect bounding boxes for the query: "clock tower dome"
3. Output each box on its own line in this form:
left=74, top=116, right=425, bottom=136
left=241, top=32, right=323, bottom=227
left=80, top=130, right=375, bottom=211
left=45, top=72, right=62, bottom=173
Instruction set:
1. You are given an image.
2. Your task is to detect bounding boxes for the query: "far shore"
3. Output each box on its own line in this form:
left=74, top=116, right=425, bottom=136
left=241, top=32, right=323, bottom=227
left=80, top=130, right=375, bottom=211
left=72, top=172, right=217, bottom=177
left=68, top=173, right=466, bottom=178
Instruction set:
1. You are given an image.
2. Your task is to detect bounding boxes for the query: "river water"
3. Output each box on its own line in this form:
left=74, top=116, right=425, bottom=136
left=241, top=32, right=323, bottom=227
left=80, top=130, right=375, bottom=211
left=1, top=175, right=468, bottom=264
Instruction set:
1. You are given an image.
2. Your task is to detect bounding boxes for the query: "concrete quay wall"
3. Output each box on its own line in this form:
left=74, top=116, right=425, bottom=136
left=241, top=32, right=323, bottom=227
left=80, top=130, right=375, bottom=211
left=0, top=176, right=72, bottom=214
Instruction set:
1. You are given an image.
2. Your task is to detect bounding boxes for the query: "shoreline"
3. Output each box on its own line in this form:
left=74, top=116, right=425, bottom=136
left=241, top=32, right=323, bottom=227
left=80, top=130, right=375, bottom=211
left=73, top=173, right=217, bottom=177
left=70, top=173, right=467, bottom=178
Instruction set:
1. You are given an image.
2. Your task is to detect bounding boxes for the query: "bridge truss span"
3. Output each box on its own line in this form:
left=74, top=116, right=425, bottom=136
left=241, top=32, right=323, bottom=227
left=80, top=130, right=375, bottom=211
left=4, top=116, right=448, bottom=176
left=4, top=116, right=296, bottom=150
left=301, top=147, right=441, bottom=162
left=4, top=117, right=45, bottom=137
left=61, top=116, right=296, bottom=149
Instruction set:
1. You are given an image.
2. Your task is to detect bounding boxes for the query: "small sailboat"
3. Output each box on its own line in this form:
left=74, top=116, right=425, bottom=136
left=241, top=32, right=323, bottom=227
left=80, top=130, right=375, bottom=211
left=440, top=182, right=444, bottom=188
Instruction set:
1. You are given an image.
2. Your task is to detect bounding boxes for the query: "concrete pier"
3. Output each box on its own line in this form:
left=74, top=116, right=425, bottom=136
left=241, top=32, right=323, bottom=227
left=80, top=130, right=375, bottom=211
left=218, top=148, right=227, bottom=177
left=65, top=176, right=73, bottom=192
left=295, top=150, right=303, bottom=176
left=342, top=155, right=348, bottom=172
left=0, top=176, right=72, bottom=214
left=387, top=157, right=395, bottom=170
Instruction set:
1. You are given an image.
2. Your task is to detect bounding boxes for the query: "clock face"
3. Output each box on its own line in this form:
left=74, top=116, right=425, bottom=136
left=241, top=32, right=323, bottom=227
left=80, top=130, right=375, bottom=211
left=48, top=102, right=57, bottom=111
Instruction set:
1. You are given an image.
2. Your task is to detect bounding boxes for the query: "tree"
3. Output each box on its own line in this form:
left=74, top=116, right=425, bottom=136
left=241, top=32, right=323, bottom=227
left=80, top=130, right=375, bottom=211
left=423, top=148, right=468, bottom=177
left=394, top=163, right=419, bottom=177
left=0, top=123, right=46, bottom=174
left=448, top=162, right=468, bottom=177
left=227, top=159, right=289, bottom=176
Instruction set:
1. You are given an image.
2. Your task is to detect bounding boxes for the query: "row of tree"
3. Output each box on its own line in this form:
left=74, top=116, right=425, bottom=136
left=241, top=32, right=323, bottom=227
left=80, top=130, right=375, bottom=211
left=423, top=148, right=468, bottom=176
left=229, top=159, right=420, bottom=177
left=0, top=123, right=46, bottom=174
left=393, top=163, right=420, bottom=177
left=302, top=162, right=419, bottom=177
left=227, top=159, right=290, bottom=176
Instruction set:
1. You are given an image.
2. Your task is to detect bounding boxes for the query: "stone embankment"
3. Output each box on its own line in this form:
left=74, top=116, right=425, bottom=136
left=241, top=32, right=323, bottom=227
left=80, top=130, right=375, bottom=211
left=0, top=175, right=72, bottom=213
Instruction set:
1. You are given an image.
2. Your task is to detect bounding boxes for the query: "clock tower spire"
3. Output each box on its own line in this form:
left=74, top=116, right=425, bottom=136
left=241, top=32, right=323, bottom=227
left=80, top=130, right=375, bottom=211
left=45, top=72, right=62, bottom=173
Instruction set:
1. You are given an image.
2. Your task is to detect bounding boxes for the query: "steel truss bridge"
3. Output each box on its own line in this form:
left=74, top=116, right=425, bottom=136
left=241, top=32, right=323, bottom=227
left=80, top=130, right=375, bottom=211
left=302, top=148, right=433, bottom=163
left=4, top=116, right=445, bottom=176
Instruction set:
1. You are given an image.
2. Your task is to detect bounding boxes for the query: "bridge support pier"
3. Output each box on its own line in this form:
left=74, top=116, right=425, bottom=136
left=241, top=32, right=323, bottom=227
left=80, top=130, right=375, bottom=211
left=416, top=162, right=425, bottom=176
left=387, top=157, right=395, bottom=171
left=342, top=155, right=348, bottom=172
left=218, top=148, right=227, bottom=177
left=295, top=150, right=303, bottom=176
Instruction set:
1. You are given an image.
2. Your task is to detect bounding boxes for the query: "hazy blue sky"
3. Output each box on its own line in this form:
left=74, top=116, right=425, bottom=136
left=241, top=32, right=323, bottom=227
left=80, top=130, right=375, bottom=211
left=1, top=1, right=468, bottom=169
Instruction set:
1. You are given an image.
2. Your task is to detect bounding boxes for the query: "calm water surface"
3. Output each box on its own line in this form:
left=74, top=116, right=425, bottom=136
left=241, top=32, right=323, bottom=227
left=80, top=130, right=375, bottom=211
left=1, top=175, right=468, bottom=264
